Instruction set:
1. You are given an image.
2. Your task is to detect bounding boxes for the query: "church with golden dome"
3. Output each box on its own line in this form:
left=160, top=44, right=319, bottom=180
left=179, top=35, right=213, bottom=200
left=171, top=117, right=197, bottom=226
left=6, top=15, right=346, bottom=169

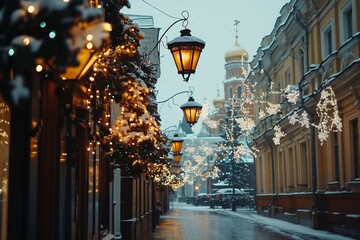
left=206, top=21, right=252, bottom=136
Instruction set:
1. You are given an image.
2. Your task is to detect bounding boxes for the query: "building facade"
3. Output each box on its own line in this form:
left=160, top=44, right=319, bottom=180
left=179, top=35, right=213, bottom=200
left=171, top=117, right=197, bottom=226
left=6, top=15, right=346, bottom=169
left=250, top=0, right=360, bottom=238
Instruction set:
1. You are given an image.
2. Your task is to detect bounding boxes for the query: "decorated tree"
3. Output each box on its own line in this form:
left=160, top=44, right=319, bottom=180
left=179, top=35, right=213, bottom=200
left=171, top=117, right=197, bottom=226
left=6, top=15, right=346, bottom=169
left=210, top=96, right=252, bottom=189
left=87, top=0, right=169, bottom=177
left=181, top=139, right=219, bottom=183
left=0, top=0, right=109, bottom=106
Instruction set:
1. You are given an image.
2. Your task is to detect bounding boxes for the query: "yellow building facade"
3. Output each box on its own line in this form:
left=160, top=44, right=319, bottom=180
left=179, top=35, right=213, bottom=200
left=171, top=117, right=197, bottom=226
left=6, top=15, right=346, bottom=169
left=250, top=0, right=360, bottom=238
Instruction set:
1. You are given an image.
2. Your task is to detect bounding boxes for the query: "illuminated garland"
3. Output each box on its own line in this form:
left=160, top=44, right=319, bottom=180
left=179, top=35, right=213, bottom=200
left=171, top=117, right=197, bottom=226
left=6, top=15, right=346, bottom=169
left=87, top=1, right=168, bottom=177
left=0, top=0, right=109, bottom=106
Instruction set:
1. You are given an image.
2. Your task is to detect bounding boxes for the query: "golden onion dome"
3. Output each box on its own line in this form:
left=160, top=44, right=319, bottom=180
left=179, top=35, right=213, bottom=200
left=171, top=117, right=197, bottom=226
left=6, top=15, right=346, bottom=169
left=213, top=88, right=225, bottom=108
left=224, top=41, right=249, bottom=62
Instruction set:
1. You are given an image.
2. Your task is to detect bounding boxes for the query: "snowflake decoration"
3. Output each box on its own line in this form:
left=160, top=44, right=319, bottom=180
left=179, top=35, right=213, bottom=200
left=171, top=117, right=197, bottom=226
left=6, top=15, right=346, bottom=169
left=273, top=125, right=286, bottom=145
left=315, top=86, right=342, bottom=145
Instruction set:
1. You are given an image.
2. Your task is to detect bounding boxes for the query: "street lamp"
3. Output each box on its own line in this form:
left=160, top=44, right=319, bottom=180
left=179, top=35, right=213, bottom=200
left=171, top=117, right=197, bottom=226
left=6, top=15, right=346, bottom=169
left=168, top=28, right=205, bottom=82
left=180, top=96, right=202, bottom=127
left=173, top=153, right=183, bottom=164
left=171, top=134, right=184, bottom=154
left=144, top=10, right=205, bottom=83
left=158, top=87, right=203, bottom=127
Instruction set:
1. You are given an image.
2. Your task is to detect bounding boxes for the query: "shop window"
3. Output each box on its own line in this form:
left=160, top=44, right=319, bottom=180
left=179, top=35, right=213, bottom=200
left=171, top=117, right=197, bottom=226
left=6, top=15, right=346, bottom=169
left=0, top=99, right=10, bottom=240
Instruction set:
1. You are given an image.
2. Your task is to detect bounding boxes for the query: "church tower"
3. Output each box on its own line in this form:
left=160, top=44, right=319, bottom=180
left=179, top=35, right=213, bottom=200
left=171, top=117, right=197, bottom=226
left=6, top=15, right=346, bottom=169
left=223, top=20, right=249, bottom=101
left=206, top=21, right=252, bottom=136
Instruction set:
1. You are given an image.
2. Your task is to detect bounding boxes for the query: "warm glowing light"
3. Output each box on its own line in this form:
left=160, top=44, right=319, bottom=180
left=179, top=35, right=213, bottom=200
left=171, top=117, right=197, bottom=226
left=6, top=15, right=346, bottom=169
left=23, top=37, right=30, bottom=46
left=86, top=42, right=93, bottom=49
left=87, top=34, right=93, bottom=41
left=36, top=65, right=43, bottom=72
left=102, top=22, right=112, bottom=32
left=27, top=5, right=35, bottom=13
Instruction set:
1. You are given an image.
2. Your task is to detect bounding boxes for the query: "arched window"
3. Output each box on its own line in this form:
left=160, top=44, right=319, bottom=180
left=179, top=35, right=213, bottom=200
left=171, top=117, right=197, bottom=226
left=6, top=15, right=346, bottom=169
left=237, top=85, right=242, bottom=99
left=228, top=86, right=233, bottom=99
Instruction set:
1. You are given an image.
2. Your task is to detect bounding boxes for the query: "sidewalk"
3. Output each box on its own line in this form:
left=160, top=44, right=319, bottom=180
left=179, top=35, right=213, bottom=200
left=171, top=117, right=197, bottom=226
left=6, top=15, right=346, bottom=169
left=217, top=207, right=352, bottom=240
left=151, top=216, right=186, bottom=240
left=151, top=202, right=353, bottom=240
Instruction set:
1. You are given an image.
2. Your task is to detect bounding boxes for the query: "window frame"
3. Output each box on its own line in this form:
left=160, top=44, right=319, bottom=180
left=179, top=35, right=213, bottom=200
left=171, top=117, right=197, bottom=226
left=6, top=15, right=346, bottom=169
left=321, top=20, right=334, bottom=59
left=339, top=0, right=355, bottom=44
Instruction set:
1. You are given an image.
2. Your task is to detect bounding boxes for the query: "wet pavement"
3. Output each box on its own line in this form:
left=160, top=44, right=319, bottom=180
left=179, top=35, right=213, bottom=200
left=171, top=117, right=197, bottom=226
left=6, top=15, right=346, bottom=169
left=151, top=202, right=353, bottom=240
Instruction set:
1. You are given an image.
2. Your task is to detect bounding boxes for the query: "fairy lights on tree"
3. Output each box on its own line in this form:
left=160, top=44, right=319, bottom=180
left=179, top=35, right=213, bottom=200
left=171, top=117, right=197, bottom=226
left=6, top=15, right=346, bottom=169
left=87, top=0, right=169, bottom=177
left=181, top=140, right=219, bottom=183
left=0, top=0, right=109, bottom=106
left=201, top=63, right=342, bottom=189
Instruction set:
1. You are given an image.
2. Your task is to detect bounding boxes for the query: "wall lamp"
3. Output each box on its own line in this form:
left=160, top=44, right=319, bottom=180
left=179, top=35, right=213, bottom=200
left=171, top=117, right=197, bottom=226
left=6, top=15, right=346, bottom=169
left=173, top=153, right=183, bottom=164
left=171, top=134, right=184, bottom=154
left=158, top=86, right=202, bottom=127
left=145, top=10, right=205, bottom=82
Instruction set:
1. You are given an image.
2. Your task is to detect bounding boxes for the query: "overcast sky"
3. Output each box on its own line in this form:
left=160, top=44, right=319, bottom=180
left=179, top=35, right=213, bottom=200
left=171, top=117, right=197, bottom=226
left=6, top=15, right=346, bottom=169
left=123, top=0, right=290, bottom=133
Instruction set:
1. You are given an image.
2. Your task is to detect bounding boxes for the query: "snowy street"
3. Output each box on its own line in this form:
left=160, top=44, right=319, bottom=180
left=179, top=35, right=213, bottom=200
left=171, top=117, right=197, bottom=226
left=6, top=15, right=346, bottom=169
left=151, top=202, right=353, bottom=240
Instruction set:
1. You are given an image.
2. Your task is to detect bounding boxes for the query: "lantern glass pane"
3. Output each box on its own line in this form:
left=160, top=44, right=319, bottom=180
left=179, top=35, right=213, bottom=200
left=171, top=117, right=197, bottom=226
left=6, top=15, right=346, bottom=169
left=171, top=140, right=183, bottom=153
left=179, top=46, right=193, bottom=71
left=183, top=107, right=201, bottom=124
left=174, top=154, right=182, bottom=163
left=171, top=47, right=182, bottom=72
left=191, top=47, right=202, bottom=71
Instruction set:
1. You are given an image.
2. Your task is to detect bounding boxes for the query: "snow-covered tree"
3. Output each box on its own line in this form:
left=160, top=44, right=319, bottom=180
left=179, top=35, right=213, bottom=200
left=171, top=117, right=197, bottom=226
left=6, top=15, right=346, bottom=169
left=0, top=0, right=109, bottom=106
left=87, top=0, right=168, bottom=177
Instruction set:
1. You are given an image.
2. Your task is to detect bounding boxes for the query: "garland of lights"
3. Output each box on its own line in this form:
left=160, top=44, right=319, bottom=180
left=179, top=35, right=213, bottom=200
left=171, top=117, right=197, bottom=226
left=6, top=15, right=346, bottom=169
left=0, top=0, right=109, bottom=106
left=87, top=0, right=169, bottom=178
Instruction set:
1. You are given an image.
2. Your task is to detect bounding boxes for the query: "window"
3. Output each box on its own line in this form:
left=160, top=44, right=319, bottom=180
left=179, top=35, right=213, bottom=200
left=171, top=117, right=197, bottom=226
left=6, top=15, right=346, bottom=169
left=298, top=142, right=308, bottom=187
left=237, top=85, right=242, bottom=99
left=321, top=21, right=334, bottom=58
left=340, top=1, right=354, bottom=43
left=286, top=147, right=294, bottom=191
left=351, top=119, right=360, bottom=178
left=285, top=69, right=291, bottom=86
left=278, top=150, right=285, bottom=193
left=228, top=86, right=233, bottom=99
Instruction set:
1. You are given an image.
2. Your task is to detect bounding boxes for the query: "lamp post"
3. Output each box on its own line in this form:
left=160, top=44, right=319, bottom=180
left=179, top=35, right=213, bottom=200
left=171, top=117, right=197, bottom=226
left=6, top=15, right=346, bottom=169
left=180, top=97, right=202, bottom=127
left=144, top=10, right=205, bottom=83
left=158, top=87, right=202, bottom=127
left=171, top=134, right=184, bottom=154
left=173, top=153, right=183, bottom=164
left=167, top=28, right=205, bottom=82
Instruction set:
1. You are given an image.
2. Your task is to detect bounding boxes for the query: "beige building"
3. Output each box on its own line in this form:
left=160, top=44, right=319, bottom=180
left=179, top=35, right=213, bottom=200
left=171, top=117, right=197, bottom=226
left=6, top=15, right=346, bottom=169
left=249, top=0, right=360, bottom=238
